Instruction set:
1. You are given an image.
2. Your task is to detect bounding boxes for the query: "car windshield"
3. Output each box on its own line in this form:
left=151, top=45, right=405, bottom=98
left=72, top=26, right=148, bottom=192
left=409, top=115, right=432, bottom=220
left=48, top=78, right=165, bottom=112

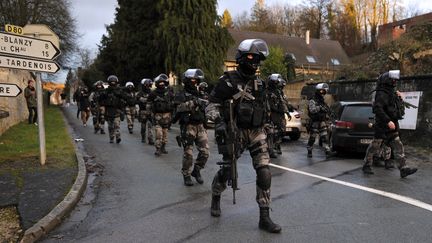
left=340, top=105, right=373, bottom=122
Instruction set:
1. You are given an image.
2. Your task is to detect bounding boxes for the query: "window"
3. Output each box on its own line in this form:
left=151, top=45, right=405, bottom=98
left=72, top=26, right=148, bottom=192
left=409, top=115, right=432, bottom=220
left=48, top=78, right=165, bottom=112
left=306, top=56, right=316, bottom=63
left=331, top=58, right=340, bottom=65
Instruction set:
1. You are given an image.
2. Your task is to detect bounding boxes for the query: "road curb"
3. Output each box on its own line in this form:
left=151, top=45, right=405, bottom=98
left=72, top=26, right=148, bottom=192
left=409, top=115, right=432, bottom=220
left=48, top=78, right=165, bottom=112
left=20, top=110, right=88, bottom=243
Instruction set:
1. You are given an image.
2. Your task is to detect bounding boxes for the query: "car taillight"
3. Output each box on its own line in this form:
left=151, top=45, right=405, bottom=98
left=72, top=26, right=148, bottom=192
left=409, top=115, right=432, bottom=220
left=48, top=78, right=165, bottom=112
left=294, top=114, right=300, bottom=119
left=335, top=120, right=354, bottom=129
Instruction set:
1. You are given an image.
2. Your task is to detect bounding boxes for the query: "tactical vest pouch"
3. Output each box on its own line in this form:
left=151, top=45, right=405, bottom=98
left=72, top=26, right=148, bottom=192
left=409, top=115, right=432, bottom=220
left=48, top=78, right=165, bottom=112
left=236, top=102, right=254, bottom=127
left=153, top=102, right=172, bottom=113
left=252, top=104, right=265, bottom=127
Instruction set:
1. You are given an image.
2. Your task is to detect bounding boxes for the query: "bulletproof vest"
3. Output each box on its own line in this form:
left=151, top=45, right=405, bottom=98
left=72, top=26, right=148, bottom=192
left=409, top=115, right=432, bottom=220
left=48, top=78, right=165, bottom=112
left=375, top=88, right=404, bottom=120
left=152, top=89, right=173, bottom=113
left=224, top=71, right=267, bottom=129
left=179, top=91, right=206, bottom=125
left=137, top=90, right=150, bottom=109
left=103, top=87, right=124, bottom=108
left=308, top=94, right=328, bottom=121
left=268, top=89, right=284, bottom=114
left=125, top=90, right=136, bottom=106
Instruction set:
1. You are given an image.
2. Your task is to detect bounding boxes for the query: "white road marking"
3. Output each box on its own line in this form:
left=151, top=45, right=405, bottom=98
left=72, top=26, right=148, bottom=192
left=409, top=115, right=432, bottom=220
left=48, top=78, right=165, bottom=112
left=269, top=163, right=432, bottom=212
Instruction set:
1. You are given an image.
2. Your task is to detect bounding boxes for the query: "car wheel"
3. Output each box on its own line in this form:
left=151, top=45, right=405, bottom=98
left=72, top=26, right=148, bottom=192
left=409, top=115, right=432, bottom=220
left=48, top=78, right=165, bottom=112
left=289, top=132, right=301, bottom=141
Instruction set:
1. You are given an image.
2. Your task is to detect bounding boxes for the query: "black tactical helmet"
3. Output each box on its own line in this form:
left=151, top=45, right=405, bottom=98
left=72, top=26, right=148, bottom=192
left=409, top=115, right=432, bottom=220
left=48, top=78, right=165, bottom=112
left=182, top=68, right=204, bottom=87
left=235, top=39, right=269, bottom=76
left=93, top=80, right=104, bottom=89
left=107, top=75, right=119, bottom=86
left=268, top=74, right=285, bottom=88
left=125, top=82, right=134, bottom=88
left=315, top=83, right=329, bottom=96
left=378, top=70, right=400, bottom=87
left=141, top=78, right=153, bottom=87
left=154, top=74, right=169, bottom=88
left=183, top=69, right=204, bottom=81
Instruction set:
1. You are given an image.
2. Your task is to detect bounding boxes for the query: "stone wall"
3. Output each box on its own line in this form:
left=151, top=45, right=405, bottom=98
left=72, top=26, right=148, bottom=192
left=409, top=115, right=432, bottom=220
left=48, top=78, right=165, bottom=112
left=0, top=68, right=33, bottom=135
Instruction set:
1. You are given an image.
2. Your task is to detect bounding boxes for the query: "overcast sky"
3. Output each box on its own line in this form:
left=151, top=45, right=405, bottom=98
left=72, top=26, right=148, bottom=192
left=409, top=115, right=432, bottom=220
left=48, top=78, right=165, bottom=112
left=70, top=0, right=432, bottom=54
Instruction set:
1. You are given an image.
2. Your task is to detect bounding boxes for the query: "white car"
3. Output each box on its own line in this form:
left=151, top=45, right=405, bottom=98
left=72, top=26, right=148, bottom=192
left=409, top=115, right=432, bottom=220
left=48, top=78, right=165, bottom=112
left=284, top=109, right=302, bottom=141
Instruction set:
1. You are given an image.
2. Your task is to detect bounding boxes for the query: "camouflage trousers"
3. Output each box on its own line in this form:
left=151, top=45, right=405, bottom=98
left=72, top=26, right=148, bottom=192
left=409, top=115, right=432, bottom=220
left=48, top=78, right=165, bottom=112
left=91, top=106, right=105, bottom=131
left=181, top=124, right=209, bottom=176
left=107, top=117, right=121, bottom=140
left=125, top=106, right=136, bottom=130
left=154, top=112, right=171, bottom=149
left=140, top=111, right=153, bottom=143
left=364, top=135, right=407, bottom=169
left=80, top=108, right=91, bottom=125
left=307, top=121, right=330, bottom=152
left=212, top=127, right=271, bottom=208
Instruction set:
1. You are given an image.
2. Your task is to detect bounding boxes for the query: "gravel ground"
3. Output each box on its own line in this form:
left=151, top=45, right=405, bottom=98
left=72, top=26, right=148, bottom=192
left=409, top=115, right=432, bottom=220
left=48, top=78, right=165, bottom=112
left=0, top=206, right=22, bottom=242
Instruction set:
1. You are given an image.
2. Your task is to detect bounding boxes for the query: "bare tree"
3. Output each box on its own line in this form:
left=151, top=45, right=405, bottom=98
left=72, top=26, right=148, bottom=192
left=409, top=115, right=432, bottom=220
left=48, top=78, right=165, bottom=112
left=0, top=0, right=78, bottom=64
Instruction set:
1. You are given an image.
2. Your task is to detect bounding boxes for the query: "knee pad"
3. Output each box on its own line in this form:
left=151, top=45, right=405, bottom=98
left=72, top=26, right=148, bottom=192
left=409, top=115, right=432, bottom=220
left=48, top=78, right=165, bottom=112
left=256, top=166, right=271, bottom=190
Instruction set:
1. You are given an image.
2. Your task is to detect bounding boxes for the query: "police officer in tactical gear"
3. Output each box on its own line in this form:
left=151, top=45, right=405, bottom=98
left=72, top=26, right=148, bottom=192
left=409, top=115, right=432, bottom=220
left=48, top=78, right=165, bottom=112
left=136, top=79, right=154, bottom=144
left=363, top=70, right=417, bottom=178
left=172, top=69, right=210, bottom=186
left=206, top=39, right=281, bottom=233
left=266, top=74, right=289, bottom=158
left=307, top=83, right=331, bottom=158
left=124, top=82, right=137, bottom=134
left=100, top=75, right=127, bottom=143
left=78, top=86, right=91, bottom=127
left=148, top=74, right=174, bottom=156
left=89, top=81, right=106, bottom=134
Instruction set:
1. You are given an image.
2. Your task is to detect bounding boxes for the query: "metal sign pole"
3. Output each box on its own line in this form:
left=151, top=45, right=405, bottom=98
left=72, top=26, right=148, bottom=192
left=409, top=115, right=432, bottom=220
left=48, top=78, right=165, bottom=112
left=35, top=72, right=46, bottom=165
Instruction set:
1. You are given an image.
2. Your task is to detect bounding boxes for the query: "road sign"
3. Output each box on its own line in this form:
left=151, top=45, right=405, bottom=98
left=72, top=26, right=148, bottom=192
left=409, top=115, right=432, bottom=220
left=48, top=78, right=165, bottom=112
left=23, top=24, right=60, bottom=49
left=0, top=55, right=60, bottom=73
left=0, top=83, right=22, bottom=97
left=0, top=32, right=61, bottom=60
left=5, top=24, right=23, bottom=35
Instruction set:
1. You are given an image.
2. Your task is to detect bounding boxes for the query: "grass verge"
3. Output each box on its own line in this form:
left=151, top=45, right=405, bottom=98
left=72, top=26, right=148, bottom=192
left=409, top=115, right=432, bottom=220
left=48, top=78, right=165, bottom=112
left=0, top=106, right=76, bottom=185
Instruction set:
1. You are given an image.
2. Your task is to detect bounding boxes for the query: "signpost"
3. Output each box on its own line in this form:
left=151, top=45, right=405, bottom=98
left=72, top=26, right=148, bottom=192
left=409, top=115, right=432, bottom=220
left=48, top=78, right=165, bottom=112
left=0, top=25, right=61, bottom=166
left=0, top=83, right=22, bottom=97
left=0, top=32, right=61, bottom=60
left=0, top=55, right=60, bottom=73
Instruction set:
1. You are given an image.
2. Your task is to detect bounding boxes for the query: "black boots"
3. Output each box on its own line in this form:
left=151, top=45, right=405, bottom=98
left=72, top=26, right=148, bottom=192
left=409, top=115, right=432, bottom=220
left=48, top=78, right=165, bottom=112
left=259, top=207, right=282, bottom=233
left=400, top=167, right=417, bottom=178
left=154, top=148, right=161, bottom=156
left=183, top=175, right=193, bottom=186
left=161, top=144, right=168, bottom=154
left=307, top=148, right=312, bottom=158
left=362, top=165, right=374, bottom=174
left=191, top=166, right=204, bottom=184
left=210, top=195, right=221, bottom=217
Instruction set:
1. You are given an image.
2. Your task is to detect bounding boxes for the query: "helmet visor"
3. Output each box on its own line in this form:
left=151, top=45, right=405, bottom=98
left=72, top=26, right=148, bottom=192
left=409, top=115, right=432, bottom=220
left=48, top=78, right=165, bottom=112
left=389, top=70, right=400, bottom=80
left=184, top=69, right=204, bottom=80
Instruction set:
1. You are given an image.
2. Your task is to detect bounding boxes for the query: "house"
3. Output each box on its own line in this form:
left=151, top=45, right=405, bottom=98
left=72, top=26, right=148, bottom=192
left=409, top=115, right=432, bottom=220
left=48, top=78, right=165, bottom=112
left=378, top=12, right=432, bottom=47
left=226, top=29, right=351, bottom=106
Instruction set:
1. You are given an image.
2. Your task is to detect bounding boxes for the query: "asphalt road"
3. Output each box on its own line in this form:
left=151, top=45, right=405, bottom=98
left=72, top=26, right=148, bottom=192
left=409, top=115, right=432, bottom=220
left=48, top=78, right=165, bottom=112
left=44, top=106, right=432, bottom=242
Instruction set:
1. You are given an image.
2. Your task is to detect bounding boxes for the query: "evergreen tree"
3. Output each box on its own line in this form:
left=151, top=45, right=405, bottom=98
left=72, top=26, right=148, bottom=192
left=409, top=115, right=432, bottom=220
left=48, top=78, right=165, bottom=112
left=221, top=9, right=233, bottom=28
left=156, top=0, right=233, bottom=83
left=96, top=1, right=162, bottom=83
left=260, top=46, right=287, bottom=79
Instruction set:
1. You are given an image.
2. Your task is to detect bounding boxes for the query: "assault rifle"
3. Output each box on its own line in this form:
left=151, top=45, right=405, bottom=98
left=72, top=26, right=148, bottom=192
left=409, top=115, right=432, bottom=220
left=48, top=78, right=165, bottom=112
left=216, top=99, right=239, bottom=204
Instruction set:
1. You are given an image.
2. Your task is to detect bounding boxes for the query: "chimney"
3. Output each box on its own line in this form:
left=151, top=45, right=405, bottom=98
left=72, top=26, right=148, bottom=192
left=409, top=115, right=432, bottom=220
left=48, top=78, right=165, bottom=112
left=305, top=30, right=310, bottom=45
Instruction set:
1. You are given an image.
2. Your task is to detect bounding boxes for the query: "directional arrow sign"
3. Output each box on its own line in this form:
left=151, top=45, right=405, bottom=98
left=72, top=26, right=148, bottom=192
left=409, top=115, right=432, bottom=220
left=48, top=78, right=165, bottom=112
left=0, top=83, right=22, bottom=97
left=0, top=55, right=60, bottom=73
left=0, top=32, right=61, bottom=60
